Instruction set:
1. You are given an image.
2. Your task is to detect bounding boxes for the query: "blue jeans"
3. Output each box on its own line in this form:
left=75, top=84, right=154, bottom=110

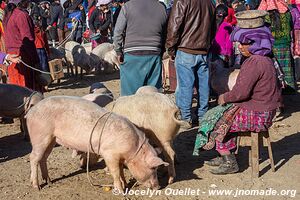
left=175, top=50, right=210, bottom=121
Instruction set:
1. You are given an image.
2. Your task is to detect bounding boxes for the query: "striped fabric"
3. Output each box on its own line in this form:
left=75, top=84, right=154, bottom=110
left=258, top=0, right=288, bottom=14
left=124, top=46, right=161, bottom=53
left=293, top=30, right=300, bottom=56
left=229, top=107, right=276, bottom=133
left=273, top=44, right=296, bottom=89
left=216, top=107, right=276, bottom=152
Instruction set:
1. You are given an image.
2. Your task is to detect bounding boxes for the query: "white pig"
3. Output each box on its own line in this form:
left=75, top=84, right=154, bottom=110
left=105, top=89, right=188, bottom=184
left=26, top=96, right=168, bottom=191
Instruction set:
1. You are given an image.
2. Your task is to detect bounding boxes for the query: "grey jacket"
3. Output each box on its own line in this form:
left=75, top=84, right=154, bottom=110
left=113, top=0, right=167, bottom=55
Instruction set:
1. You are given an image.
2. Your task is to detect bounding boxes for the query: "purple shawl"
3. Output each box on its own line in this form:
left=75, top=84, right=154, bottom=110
left=0, top=52, right=6, bottom=64
left=230, top=26, right=274, bottom=56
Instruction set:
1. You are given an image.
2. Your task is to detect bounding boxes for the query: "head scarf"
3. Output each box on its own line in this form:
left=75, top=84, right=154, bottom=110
left=96, top=0, right=112, bottom=7
left=230, top=26, right=274, bottom=56
left=258, top=0, right=288, bottom=14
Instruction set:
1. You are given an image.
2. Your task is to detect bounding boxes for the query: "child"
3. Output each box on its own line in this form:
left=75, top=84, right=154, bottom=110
left=210, top=4, right=234, bottom=69
left=34, top=17, right=50, bottom=73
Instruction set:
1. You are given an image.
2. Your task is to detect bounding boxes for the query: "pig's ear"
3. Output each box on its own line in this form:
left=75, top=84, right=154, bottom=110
left=149, top=157, right=169, bottom=168
left=155, top=147, right=163, bottom=155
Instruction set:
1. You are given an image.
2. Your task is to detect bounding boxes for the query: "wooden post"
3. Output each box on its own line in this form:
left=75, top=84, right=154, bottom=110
left=264, top=131, right=276, bottom=172
left=251, top=132, right=259, bottom=178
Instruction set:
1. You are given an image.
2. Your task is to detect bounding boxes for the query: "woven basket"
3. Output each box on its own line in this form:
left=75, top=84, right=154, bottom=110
left=235, top=10, right=268, bottom=29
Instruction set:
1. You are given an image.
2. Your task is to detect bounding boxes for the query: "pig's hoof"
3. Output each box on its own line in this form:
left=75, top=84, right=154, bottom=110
left=104, top=167, right=110, bottom=175
left=32, top=184, right=41, bottom=190
left=46, top=179, right=53, bottom=185
left=168, top=177, right=174, bottom=184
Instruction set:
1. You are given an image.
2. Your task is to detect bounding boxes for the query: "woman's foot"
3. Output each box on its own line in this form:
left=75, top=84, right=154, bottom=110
left=204, top=156, right=224, bottom=166
left=210, top=154, right=239, bottom=175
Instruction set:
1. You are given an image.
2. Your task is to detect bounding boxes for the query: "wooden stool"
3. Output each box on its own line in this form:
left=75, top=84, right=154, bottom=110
left=236, top=131, right=275, bottom=178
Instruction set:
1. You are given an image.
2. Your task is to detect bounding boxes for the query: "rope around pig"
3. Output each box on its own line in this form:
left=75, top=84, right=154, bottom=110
left=86, top=111, right=114, bottom=187
left=55, top=21, right=79, bottom=49
left=86, top=111, right=147, bottom=189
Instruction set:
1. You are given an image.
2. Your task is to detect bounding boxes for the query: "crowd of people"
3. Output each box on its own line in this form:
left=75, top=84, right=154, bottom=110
left=0, top=0, right=299, bottom=176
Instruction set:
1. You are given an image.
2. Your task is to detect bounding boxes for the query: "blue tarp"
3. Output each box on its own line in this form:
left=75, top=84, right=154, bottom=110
left=67, top=10, right=82, bottom=29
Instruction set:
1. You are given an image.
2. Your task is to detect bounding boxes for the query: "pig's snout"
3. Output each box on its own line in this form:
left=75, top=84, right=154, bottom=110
left=143, top=178, right=160, bottom=190
left=151, top=184, right=160, bottom=190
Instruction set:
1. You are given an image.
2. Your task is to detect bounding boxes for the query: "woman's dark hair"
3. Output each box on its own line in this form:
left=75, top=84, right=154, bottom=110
left=3, top=3, right=17, bottom=27
left=269, top=9, right=281, bottom=30
left=219, top=0, right=232, bottom=8
left=215, top=4, right=228, bottom=29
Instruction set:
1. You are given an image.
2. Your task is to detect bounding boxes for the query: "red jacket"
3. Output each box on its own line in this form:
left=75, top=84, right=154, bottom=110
left=224, top=8, right=237, bottom=26
left=34, top=26, right=50, bottom=54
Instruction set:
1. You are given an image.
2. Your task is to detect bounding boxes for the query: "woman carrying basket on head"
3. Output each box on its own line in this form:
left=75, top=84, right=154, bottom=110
left=193, top=11, right=282, bottom=175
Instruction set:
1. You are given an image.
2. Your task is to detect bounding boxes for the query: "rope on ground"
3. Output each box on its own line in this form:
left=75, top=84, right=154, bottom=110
left=86, top=112, right=114, bottom=187
left=20, top=60, right=63, bottom=75
left=55, top=21, right=79, bottom=49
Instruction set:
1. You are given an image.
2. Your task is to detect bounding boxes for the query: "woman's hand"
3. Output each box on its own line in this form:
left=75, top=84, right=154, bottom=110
left=218, top=94, right=226, bottom=106
left=7, top=54, right=21, bottom=64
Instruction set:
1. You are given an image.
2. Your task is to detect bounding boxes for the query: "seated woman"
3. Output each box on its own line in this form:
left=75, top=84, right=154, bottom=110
left=193, top=25, right=282, bottom=175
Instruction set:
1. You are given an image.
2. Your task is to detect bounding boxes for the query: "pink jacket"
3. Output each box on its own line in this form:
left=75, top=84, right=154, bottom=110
left=211, top=22, right=233, bottom=56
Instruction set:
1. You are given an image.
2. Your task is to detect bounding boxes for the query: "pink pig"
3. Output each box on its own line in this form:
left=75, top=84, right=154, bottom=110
left=25, top=96, right=168, bottom=191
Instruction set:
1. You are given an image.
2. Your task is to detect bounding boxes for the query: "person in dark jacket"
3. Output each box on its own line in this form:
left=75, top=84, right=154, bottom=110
left=62, top=0, right=84, bottom=42
left=38, top=1, right=50, bottom=31
left=89, top=0, right=111, bottom=48
left=166, top=0, right=215, bottom=129
left=111, top=0, right=124, bottom=32
left=47, top=0, right=64, bottom=43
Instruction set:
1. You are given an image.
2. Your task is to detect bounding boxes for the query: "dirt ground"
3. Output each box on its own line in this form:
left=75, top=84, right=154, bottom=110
left=0, top=72, right=299, bottom=200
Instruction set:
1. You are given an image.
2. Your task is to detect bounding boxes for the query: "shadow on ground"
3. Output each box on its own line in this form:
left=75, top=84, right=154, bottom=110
left=0, top=132, right=31, bottom=163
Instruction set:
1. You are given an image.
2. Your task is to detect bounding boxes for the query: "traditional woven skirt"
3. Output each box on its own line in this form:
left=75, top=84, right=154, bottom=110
left=293, top=30, right=300, bottom=56
left=273, top=43, right=296, bottom=89
left=194, top=105, right=277, bottom=154
left=216, top=107, right=276, bottom=152
left=229, top=108, right=276, bottom=133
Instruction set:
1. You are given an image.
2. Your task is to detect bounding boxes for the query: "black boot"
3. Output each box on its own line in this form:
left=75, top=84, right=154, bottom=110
left=0, top=117, right=14, bottom=124
left=205, top=156, right=224, bottom=166
left=210, top=154, right=239, bottom=175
